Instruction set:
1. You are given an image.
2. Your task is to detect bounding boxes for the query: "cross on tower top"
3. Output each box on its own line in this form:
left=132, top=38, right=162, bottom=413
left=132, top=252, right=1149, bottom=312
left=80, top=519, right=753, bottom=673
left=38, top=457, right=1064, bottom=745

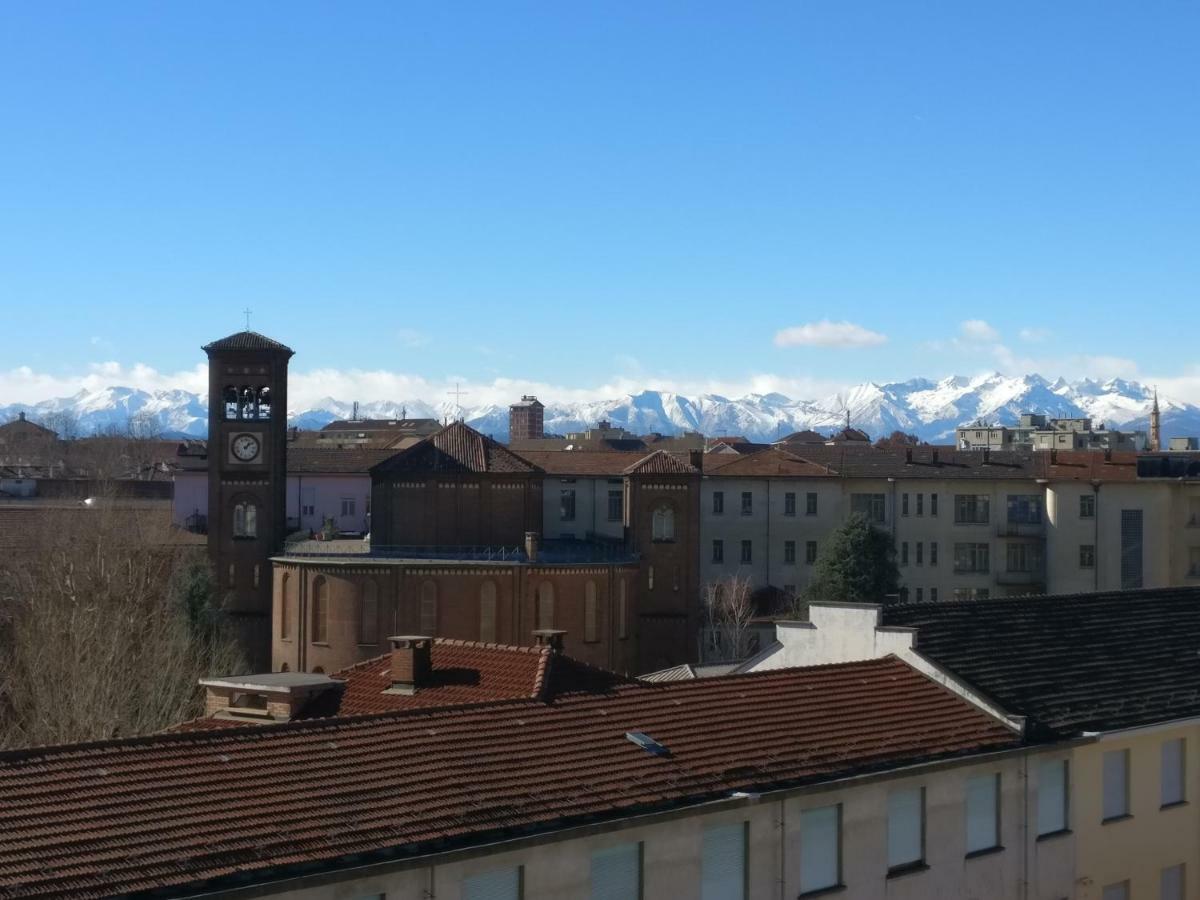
left=243, top=308, right=253, bottom=330
left=447, top=382, right=469, bottom=422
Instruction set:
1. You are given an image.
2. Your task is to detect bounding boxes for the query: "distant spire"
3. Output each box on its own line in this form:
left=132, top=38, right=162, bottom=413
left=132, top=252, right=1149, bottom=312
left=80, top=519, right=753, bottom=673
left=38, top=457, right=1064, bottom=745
left=1150, top=387, right=1162, bottom=451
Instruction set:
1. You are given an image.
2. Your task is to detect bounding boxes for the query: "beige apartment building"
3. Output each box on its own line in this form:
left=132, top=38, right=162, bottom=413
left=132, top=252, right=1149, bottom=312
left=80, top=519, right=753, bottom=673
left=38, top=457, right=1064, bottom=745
left=700, top=445, right=1200, bottom=603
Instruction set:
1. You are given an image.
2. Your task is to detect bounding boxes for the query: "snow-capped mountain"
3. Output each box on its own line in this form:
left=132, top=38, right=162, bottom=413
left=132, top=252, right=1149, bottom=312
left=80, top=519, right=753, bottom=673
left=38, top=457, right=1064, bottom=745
left=2, top=373, right=1197, bottom=444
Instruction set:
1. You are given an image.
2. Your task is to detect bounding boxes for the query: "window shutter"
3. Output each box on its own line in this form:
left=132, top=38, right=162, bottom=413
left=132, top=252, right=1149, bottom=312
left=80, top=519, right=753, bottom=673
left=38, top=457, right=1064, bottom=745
left=1162, top=739, right=1185, bottom=806
left=965, top=773, right=999, bottom=853
left=1103, top=750, right=1129, bottom=819
left=590, top=842, right=640, bottom=900
left=799, top=805, right=840, bottom=893
left=463, top=867, right=521, bottom=900
left=887, top=787, right=923, bottom=868
left=700, top=822, right=745, bottom=900
left=1037, top=759, right=1067, bottom=835
left=1161, top=864, right=1185, bottom=900
left=1102, top=881, right=1130, bottom=900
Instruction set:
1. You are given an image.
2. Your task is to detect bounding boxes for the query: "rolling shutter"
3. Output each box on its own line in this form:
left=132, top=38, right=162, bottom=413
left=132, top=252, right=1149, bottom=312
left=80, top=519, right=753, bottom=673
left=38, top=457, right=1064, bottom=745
left=463, top=867, right=521, bottom=900
left=700, top=822, right=745, bottom=900
left=590, top=842, right=641, bottom=900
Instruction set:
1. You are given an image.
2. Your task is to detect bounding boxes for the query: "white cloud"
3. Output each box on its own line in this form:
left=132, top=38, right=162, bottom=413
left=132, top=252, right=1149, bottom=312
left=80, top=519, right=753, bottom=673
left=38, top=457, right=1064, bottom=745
left=773, top=320, right=887, bottom=349
left=1018, top=327, right=1051, bottom=343
left=396, top=328, right=432, bottom=349
left=960, top=319, right=1000, bottom=342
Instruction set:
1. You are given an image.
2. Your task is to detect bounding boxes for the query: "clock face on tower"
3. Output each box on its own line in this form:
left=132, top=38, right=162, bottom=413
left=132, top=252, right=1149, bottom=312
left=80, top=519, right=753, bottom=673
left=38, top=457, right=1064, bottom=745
left=231, top=433, right=261, bottom=462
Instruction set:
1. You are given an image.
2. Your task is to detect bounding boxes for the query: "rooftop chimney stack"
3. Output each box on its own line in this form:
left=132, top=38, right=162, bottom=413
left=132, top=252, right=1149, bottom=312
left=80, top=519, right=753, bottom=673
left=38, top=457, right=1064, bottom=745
left=688, top=449, right=704, bottom=471
left=387, top=635, right=433, bottom=694
left=525, top=531, right=540, bottom=562
left=905, top=448, right=913, bottom=464
left=532, top=629, right=567, bottom=653
left=931, top=448, right=940, bottom=465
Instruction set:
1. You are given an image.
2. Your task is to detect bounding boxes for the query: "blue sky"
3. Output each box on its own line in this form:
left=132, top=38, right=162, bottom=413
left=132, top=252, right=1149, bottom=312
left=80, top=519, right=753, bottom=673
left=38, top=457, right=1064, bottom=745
left=1, top=2, right=1198, bottom=407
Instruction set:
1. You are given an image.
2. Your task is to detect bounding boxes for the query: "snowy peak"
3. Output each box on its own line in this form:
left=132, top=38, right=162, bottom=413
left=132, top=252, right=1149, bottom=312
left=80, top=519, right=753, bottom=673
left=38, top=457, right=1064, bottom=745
left=1, top=374, right=1197, bottom=444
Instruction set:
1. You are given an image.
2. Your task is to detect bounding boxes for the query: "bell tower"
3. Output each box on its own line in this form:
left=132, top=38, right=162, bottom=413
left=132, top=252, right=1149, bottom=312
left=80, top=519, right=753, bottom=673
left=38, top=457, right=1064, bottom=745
left=203, top=330, right=294, bottom=669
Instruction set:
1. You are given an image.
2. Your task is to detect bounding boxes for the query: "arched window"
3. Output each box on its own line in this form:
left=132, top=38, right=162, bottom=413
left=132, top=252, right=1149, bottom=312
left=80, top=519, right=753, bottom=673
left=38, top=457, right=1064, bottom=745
left=233, top=499, right=258, bottom=538
left=359, top=579, right=379, bottom=645
left=256, top=386, right=272, bottom=420
left=537, top=582, right=555, bottom=630
left=280, top=573, right=291, bottom=639
left=239, top=386, right=255, bottom=419
left=584, top=580, right=599, bottom=643
left=652, top=505, right=675, bottom=542
left=420, top=580, right=438, bottom=635
left=312, top=576, right=328, bottom=643
left=223, top=386, right=239, bottom=419
left=479, top=581, right=498, bottom=644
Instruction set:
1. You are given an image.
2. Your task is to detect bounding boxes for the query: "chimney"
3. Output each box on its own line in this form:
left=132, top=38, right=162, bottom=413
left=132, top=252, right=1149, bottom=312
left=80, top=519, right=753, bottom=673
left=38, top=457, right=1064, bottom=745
left=387, top=635, right=433, bottom=694
left=905, top=448, right=913, bottom=464
left=689, top=449, right=704, bottom=471
left=1050, top=449, right=1058, bottom=465
left=931, top=448, right=939, bottom=465
left=532, top=629, right=567, bottom=653
left=982, top=448, right=991, bottom=465
left=525, top=531, right=539, bottom=561
left=18, top=412, right=25, bottom=421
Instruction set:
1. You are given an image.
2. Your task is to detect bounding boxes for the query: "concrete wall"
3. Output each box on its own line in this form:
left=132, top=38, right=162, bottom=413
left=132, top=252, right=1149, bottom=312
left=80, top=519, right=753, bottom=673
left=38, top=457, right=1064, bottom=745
left=255, top=750, right=1074, bottom=900
left=541, top=475, right=626, bottom=541
left=287, top=473, right=372, bottom=534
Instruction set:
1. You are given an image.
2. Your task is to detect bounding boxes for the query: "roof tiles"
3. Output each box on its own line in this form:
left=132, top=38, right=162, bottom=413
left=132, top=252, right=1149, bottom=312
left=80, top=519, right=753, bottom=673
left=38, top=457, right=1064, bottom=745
left=201, top=331, right=294, bottom=355
left=371, top=421, right=538, bottom=476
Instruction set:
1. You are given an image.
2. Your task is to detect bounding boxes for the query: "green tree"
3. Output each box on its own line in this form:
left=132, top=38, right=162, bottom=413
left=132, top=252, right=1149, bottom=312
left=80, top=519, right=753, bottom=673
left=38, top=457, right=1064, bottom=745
left=803, top=513, right=900, bottom=605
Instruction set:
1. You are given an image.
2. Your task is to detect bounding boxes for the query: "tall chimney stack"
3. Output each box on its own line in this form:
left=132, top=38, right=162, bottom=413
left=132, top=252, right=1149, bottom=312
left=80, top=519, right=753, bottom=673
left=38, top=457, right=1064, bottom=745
left=532, top=629, right=567, bottom=653
left=387, top=635, right=433, bottom=694
left=525, top=531, right=540, bottom=562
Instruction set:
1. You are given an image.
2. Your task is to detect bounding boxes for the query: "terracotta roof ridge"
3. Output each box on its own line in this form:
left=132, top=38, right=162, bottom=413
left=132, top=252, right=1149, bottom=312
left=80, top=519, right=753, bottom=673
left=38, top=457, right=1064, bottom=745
left=887, top=584, right=1200, bottom=613
left=531, top=646, right=553, bottom=699
left=433, top=637, right=543, bottom=654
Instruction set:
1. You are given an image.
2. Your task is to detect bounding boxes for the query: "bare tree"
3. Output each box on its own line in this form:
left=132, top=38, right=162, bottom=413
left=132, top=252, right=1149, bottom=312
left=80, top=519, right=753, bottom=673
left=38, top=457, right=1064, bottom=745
left=0, top=486, right=243, bottom=749
left=699, top=574, right=756, bottom=663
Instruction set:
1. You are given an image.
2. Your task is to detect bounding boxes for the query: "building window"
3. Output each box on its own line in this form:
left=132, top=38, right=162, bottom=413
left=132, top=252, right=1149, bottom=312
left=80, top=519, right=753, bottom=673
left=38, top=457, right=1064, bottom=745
left=652, top=506, right=675, bottom=541
left=954, top=587, right=990, bottom=601
left=1121, top=509, right=1144, bottom=589
left=887, top=786, right=925, bottom=872
left=1006, top=495, right=1042, bottom=524
left=340, top=497, right=356, bottom=518
left=311, top=576, right=328, bottom=643
left=784, top=540, right=796, bottom=564
left=806, top=492, right=818, bottom=515
left=1080, top=493, right=1096, bottom=518
left=590, top=842, right=642, bottom=900
left=899, top=586, right=910, bottom=603
left=359, top=580, right=378, bottom=644
left=479, top=581, right=497, bottom=644
left=799, top=805, right=842, bottom=895
left=930, top=587, right=938, bottom=602
left=851, top=493, right=885, bottom=523
left=954, top=542, right=990, bottom=573
left=1163, top=738, right=1186, bottom=807
left=222, top=385, right=239, bottom=419
left=607, top=490, right=623, bottom=522
left=901, top=542, right=909, bottom=566
left=253, top=563, right=260, bottom=588
left=1189, top=547, right=1200, bottom=578
left=712, top=539, right=724, bottom=563
left=463, top=866, right=522, bottom=900
left=806, top=541, right=818, bottom=564
left=233, top=501, right=257, bottom=538
left=966, top=773, right=1000, bottom=855
left=784, top=492, right=796, bottom=516
left=700, top=822, right=746, bottom=900
left=648, top=565, right=654, bottom=590
left=227, top=562, right=235, bottom=588
left=740, top=540, right=752, bottom=564
left=1161, top=865, right=1185, bottom=900
left=915, top=587, right=923, bottom=602
left=1006, top=542, right=1043, bottom=573
left=916, top=493, right=924, bottom=516
left=930, top=541, right=938, bottom=566
left=300, top=486, right=315, bottom=517
left=1037, top=759, right=1069, bottom=836
left=955, top=494, right=990, bottom=524
left=584, top=581, right=599, bottom=643
left=741, top=491, right=753, bottom=516
left=536, top=582, right=554, bottom=629
left=1079, top=544, right=1096, bottom=568
left=618, top=580, right=628, bottom=639
left=1101, top=881, right=1129, bottom=900
left=713, top=491, right=724, bottom=515
left=279, top=573, right=290, bottom=639
left=560, top=489, right=576, bottom=521
left=420, top=580, right=438, bottom=634
left=930, top=493, right=938, bottom=517
left=902, top=493, right=909, bottom=516
left=916, top=542, right=923, bottom=565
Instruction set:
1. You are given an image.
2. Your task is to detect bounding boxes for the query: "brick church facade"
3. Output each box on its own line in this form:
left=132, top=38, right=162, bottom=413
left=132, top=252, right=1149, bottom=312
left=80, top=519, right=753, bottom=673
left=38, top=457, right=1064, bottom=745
left=198, top=330, right=701, bottom=675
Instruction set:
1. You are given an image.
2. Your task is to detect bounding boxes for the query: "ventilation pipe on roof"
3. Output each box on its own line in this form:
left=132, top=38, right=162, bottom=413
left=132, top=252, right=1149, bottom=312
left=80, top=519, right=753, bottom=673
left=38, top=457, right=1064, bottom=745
left=532, top=629, right=567, bottom=653
left=387, top=635, right=433, bottom=694
left=525, top=531, right=539, bottom=562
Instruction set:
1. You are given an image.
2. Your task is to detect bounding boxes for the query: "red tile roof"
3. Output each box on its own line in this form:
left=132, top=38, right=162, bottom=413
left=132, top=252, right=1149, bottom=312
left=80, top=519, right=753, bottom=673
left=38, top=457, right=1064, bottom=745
left=0, top=657, right=1016, bottom=899
left=371, top=422, right=539, bottom=476
left=622, top=449, right=698, bottom=476
left=698, top=448, right=833, bottom=478
left=201, top=330, right=294, bottom=355
left=519, top=450, right=649, bottom=476
left=1039, top=449, right=1139, bottom=483
left=285, top=447, right=400, bottom=474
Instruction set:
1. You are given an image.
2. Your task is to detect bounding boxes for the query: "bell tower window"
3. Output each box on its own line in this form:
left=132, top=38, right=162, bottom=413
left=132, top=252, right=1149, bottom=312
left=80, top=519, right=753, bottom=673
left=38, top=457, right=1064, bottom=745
left=256, top=386, right=272, bottom=420
left=233, top=501, right=258, bottom=538
left=223, top=386, right=239, bottom=419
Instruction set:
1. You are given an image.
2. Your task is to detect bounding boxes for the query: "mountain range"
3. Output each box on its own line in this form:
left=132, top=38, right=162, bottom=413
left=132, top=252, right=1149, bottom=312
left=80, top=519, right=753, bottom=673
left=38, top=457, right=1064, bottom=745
left=2, top=374, right=1197, bottom=445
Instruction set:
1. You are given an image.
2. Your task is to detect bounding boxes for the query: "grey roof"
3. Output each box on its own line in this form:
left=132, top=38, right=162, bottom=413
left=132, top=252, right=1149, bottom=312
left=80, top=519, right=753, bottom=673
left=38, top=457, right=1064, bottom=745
left=202, top=331, right=295, bottom=355
left=198, top=672, right=342, bottom=693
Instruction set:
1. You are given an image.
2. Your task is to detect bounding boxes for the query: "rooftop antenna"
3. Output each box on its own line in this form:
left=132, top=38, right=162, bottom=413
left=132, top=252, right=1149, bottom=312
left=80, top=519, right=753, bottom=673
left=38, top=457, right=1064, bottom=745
left=447, top=382, right=469, bottom=423
left=401, top=405, right=407, bottom=420
left=352, top=401, right=359, bottom=421
left=243, top=307, right=252, bottom=330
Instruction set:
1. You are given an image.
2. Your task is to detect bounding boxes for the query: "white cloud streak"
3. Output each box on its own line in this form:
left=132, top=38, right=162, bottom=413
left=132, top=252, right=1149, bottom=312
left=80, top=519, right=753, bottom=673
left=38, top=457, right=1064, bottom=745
left=773, top=320, right=888, bottom=349
left=960, top=319, right=1000, bottom=342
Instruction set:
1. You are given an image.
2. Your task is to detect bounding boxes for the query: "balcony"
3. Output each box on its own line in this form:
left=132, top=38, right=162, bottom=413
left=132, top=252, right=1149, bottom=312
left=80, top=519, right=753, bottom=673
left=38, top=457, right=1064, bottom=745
left=997, top=520, right=1045, bottom=539
left=996, top=567, right=1046, bottom=586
